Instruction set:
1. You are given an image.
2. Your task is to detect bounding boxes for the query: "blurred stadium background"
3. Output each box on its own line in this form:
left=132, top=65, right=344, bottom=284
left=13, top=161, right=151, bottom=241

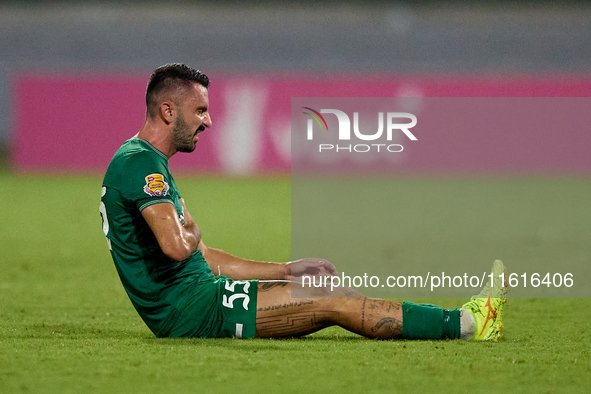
left=1, top=0, right=590, bottom=173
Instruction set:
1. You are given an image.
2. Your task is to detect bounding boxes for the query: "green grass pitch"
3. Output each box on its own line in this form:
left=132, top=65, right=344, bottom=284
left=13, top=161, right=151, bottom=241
left=1, top=173, right=590, bottom=393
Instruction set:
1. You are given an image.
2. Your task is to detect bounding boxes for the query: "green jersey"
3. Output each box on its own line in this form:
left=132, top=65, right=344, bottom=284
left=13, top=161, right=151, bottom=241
left=99, top=137, right=215, bottom=337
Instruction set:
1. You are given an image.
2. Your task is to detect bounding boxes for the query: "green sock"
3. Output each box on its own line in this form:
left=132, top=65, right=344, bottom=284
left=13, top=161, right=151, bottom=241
left=442, top=308, right=461, bottom=339
left=402, top=302, right=461, bottom=340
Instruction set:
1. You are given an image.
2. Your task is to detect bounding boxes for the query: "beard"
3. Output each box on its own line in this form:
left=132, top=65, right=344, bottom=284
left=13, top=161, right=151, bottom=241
left=171, top=113, right=197, bottom=153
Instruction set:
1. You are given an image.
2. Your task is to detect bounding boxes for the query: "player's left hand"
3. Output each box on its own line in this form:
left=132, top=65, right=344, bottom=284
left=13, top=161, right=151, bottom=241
left=286, top=258, right=338, bottom=281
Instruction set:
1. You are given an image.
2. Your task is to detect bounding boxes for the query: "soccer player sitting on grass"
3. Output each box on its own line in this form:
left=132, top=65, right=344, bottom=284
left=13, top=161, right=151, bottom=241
left=99, top=63, right=508, bottom=341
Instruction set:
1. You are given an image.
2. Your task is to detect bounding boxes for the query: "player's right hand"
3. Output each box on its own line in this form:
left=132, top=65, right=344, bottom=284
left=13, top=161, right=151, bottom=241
left=286, top=258, right=338, bottom=281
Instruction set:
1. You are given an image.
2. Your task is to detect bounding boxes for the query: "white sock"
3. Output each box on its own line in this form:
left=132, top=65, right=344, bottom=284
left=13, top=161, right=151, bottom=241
left=460, top=308, right=475, bottom=340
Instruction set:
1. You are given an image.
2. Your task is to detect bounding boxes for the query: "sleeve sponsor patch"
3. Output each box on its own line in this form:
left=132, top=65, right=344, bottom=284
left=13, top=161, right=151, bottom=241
left=143, top=173, right=169, bottom=197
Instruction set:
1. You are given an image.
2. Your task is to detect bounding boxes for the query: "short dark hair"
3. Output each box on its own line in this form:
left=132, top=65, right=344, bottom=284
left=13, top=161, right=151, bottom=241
left=145, top=63, right=210, bottom=117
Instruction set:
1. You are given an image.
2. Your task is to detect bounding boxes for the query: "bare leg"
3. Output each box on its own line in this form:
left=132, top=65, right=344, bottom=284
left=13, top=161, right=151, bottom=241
left=255, top=281, right=403, bottom=339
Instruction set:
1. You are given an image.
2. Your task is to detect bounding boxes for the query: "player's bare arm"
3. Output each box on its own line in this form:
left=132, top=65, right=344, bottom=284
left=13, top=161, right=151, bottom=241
left=198, top=243, right=287, bottom=280
left=199, top=244, right=338, bottom=281
left=141, top=202, right=201, bottom=261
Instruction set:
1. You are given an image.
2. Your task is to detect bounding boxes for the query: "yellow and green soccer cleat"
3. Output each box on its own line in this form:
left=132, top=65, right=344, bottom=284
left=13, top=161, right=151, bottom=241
left=462, top=260, right=508, bottom=341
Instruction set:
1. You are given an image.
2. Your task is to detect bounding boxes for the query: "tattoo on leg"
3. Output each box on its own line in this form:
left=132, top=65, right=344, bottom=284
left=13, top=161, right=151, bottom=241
left=257, top=300, right=313, bottom=312
left=370, top=317, right=403, bottom=338
left=361, top=298, right=366, bottom=332
left=256, top=311, right=338, bottom=338
left=259, top=282, right=289, bottom=292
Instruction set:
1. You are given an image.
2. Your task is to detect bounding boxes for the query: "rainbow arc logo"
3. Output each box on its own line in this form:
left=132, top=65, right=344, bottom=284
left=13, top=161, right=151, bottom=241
left=302, top=107, right=328, bottom=131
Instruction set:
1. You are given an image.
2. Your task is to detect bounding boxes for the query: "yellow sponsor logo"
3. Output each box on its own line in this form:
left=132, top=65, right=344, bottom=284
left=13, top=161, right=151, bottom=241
left=143, top=173, right=169, bottom=197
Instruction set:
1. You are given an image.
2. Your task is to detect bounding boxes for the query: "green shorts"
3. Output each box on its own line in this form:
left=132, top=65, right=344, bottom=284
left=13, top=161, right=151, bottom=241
left=165, top=276, right=259, bottom=339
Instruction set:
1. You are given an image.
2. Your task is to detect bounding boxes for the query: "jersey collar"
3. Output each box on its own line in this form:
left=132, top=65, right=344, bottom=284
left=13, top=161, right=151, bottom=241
left=132, top=137, right=169, bottom=161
